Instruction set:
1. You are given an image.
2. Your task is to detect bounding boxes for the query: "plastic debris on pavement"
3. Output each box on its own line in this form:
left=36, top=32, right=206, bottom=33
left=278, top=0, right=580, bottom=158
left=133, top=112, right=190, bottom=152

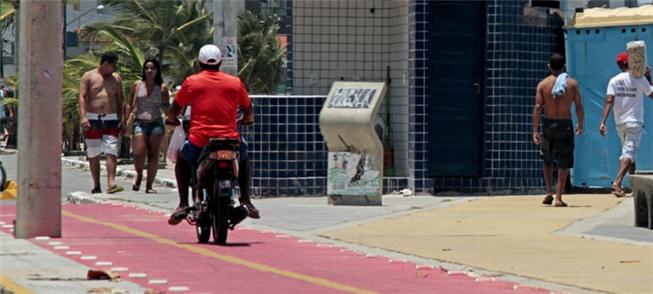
left=0, top=180, right=17, bottom=199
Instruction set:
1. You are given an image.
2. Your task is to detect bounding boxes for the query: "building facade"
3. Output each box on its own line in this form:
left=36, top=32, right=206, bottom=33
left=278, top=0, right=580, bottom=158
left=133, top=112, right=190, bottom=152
left=248, top=0, right=569, bottom=196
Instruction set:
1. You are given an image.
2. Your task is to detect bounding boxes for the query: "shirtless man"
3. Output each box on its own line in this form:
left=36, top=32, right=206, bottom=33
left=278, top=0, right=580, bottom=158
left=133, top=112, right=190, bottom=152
left=532, top=53, right=584, bottom=207
left=79, top=52, right=125, bottom=194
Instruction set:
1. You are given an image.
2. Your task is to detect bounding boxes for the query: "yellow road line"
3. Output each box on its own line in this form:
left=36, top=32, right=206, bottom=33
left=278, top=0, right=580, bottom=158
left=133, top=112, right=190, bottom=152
left=0, top=275, right=34, bottom=294
left=63, top=210, right=376, bottom=294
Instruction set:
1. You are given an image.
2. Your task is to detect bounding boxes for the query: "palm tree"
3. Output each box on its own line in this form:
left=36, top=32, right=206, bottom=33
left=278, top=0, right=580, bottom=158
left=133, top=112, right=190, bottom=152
left=61, top=54, right=97, bottom=152
left=237, top=11, right=286, bottom=94
left=163, top=0, right=214, bottom=84
left=85, top=0, right=213, bottom=84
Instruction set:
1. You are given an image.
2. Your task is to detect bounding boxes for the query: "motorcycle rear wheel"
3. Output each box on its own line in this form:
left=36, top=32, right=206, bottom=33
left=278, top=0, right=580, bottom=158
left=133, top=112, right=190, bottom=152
left=212, top=197, right=230, bottom=245
left=196, top=218, right=211, bottom=243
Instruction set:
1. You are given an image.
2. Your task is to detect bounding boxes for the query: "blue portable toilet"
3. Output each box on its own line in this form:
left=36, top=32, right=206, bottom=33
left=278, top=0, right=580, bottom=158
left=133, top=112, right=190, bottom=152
left=566, top=5, right=653, bottom=188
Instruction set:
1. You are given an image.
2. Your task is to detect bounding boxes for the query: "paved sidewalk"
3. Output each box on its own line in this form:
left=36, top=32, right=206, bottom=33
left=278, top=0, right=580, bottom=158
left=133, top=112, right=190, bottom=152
left=1, top=155, right=652, bottom=293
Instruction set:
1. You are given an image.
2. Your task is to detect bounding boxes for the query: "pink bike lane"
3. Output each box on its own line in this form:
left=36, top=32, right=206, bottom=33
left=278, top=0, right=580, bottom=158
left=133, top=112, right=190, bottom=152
left=0, top=203, right=551, bottom=293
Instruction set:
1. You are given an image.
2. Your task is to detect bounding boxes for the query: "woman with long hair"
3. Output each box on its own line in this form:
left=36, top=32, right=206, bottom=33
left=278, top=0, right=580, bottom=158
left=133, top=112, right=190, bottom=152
left=126, top=58, right=169, bottom=193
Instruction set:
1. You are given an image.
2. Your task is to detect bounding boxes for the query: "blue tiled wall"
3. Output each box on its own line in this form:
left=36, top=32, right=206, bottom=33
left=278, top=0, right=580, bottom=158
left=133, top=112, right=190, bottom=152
left=413, top=0, right=564, bottom=194
left=408, top=0, right=429, bottom=191
left=247, top=95, right=411, bottom=196
left=247, top=95, right=327, bottom=196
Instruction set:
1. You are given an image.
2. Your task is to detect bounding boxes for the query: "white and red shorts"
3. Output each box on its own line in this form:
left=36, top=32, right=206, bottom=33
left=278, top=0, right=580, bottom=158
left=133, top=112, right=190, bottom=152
left=84, top=113, right=119, bottom=158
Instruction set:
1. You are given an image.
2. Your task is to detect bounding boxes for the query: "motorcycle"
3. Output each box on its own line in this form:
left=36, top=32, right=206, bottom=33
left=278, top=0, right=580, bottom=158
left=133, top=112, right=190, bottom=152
left=183, top=138, right=249, bottom=245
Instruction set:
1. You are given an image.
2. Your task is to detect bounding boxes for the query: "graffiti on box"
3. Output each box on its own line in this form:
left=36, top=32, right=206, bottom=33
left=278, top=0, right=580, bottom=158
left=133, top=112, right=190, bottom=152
left=327, top=88, right=377, bottom=109
left=327, top=152, right=381, bottom=195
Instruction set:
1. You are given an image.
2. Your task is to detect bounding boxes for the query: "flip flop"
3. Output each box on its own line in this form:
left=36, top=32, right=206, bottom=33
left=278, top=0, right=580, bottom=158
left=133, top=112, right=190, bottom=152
left=107, top=185, right=124, bottom=194
left=168, top=206, right=188, bottom=225
left=91, top=187, right=102, bottom=194
left=145, top=188, right=158, bottom=194
left=243, top=203, right=260, bottom=219
left=542, top=195, right=554, bottom=205
left=132, top=184, right=140, bottom=192
left=553, top=201, right=568, bottom=207
left=611, top=186, right=626, bottom=198
left=611, top=190, right=626, bottom=198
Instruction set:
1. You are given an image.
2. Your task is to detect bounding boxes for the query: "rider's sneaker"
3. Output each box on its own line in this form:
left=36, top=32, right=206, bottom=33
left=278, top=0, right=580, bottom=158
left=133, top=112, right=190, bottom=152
left=168, top=206, right=188, bottom=225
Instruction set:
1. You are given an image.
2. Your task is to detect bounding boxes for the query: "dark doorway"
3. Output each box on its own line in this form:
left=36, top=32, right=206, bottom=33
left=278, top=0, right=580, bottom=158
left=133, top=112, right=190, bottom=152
left=427, top=1, right=485, bottom=177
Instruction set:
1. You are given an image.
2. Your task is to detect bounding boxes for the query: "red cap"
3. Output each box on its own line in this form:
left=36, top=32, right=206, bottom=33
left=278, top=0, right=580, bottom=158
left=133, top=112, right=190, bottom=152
left=616, top=52, right=628, bottom=64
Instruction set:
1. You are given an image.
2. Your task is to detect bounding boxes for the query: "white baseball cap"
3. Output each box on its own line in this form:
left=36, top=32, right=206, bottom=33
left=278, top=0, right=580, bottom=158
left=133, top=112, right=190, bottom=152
left=198, top=44, right=222, bottom=65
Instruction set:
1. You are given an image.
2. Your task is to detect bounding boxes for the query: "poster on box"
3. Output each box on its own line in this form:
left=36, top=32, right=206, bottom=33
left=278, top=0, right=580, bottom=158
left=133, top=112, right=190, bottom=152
left=327, top=151, right=381, bottom=195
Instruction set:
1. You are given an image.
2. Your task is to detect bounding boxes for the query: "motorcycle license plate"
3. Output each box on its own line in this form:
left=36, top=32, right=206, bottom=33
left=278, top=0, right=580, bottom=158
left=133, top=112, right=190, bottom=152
left=219, top=180, right=231, bottom=189
left=209, top=150, right=237, bottom=160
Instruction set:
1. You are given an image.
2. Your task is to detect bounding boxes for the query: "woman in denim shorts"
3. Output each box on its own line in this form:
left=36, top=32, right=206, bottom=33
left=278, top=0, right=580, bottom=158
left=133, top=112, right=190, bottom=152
left=126, top=59, right=169, bottom=193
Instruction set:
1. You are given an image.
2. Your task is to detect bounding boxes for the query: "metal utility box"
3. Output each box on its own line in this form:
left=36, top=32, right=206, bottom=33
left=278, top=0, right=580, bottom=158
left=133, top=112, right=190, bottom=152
left=319, top=82, right=387, bottom=205
left=566, top=5, right=653, bottom=187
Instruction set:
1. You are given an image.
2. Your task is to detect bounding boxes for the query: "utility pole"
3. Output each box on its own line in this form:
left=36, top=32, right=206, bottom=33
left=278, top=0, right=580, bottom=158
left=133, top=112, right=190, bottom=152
left=214, top=0, right=244, bottom=75
left=15, top=0, right=63, bottom=238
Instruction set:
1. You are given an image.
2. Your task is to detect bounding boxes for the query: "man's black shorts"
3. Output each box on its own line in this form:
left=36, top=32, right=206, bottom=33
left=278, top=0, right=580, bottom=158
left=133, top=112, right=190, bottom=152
left=540, top=118, right=574, bottom=169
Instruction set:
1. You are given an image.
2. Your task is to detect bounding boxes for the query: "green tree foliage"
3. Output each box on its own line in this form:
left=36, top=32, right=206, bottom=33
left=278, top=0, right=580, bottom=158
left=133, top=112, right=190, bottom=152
left=85, top=0, right=213, bottom=85
left=0, top=1, right=17, bottom=32
left=58, top=0, right=286, bottom=150
left=0, top=0, right=18, bottom=78
left=237, top=11, right=286, bottom=94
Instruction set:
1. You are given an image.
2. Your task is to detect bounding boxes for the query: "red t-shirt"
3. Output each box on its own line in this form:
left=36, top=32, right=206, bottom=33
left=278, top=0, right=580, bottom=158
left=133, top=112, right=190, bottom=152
left=174, top=70, right=251, bottom=147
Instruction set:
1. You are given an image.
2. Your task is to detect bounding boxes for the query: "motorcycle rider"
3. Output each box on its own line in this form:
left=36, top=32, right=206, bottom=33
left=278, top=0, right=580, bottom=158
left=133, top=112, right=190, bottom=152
left=166, top=44, right=259, bottom=225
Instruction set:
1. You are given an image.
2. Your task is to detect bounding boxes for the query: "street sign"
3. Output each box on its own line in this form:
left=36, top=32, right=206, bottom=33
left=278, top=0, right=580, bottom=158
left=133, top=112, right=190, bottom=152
left=223, top=37, right=238, bottom=69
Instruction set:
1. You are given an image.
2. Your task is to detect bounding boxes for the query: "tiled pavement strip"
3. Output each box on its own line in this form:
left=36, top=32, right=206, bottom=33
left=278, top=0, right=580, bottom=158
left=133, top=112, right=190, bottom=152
left=0, top=156, right=651, bottom=293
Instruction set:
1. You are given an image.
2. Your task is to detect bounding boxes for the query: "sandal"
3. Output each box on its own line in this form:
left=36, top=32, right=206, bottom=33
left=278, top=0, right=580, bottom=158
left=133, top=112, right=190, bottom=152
left=145, top=188, right=158, bottom=194
left=91, top=187, right=102, bottom=194
left=553, top=201, right=568, bottom=207
left=132, top=184, right=140, bottom=192
left=243, top=202, right=260, bottom=219
left=168, top=206, right=188, bottom=225
left=611, top=185, right=626, bottom=198
left=542, top=195, right=554, bottom=205
left=107, top=185, right=124, bottom=194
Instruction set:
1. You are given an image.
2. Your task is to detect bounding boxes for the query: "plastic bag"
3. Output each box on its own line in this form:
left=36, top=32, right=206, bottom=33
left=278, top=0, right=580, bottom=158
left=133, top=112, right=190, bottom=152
left=166, top=124, right=185, bottom=163
left=627, top=41, right=647, bottom=77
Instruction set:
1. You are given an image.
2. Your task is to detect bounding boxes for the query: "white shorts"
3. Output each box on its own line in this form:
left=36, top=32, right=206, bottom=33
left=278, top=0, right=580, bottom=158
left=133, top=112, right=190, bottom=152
left=616, top=122, right=644, bottom=161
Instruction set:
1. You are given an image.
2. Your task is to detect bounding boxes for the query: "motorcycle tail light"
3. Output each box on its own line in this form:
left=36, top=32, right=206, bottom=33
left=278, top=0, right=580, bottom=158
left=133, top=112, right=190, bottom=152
left=209, top=150, right=237, bottom=160
left=218, top=161, right=229, bottom=169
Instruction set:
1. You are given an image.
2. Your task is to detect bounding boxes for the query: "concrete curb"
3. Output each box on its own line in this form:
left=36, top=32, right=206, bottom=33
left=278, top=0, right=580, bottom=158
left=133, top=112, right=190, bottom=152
left=61, top=157, right=177, bottom=189
left=66, top=191, right=173, bottom=216
left=66, top=191, right=104, bottom=204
